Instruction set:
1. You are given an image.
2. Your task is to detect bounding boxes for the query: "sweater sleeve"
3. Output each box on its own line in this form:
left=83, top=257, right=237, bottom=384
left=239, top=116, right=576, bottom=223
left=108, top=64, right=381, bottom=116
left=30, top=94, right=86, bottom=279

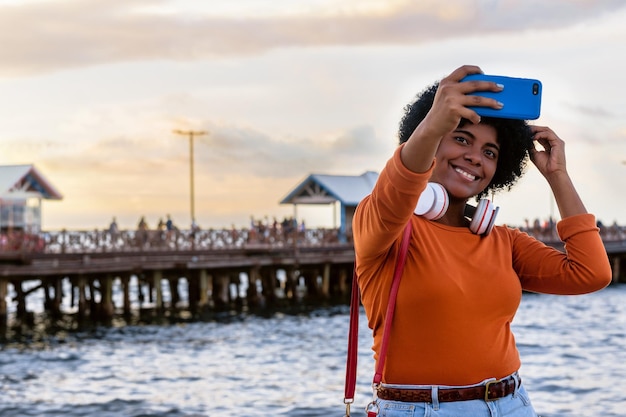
left=352, top=145, right=435, bottom=355
left=353, top=144, right=434, bottom=261
left=514, top=213, right=612, bottom=294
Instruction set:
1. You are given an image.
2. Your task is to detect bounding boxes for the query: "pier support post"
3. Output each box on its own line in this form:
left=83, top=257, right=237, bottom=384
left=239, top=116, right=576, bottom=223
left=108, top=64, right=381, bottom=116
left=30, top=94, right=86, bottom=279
left=232, top=273, right=243, bottom=307
left=69, top=277, right=76, bottom=309
left=186, top=271, right=199, bottom=313
left=153, top=270, right=163, bottom=312
left=168, top=276, right=180, bottom=309
left=260, top=267, right=277, bottom=307
left=247, top=266, right=261, bottom=307
left=0, top=278, right=7, bottom=325
left=212, top=274, right=230, bottom=310
left=137, top=274, right=146, bottom=308
left=77, top=275, right=88, bottom=319
left=198, top=269, right=209, bottom=309
left=321, top=263, right=331, bottom=299
left=89, top=280, right=98, bottom=318
left=47, top=277, right=63, bottom=318
left=338, top=268, right=349, bottom=299
left=101, top=275, right=115, bottom=320
left=284, top=267, right=298, bottom=302
left=10, top=279, right=28, bottom=320
left=612, top=256, right=621, bottom=284
left=121, top=274, right=131, bottom=317
left=303, top=269, right=321, bottom=300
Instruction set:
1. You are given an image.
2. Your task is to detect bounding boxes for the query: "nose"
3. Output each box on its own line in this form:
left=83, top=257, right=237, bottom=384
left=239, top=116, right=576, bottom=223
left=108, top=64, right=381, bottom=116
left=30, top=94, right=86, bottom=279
left=464, top=146, right=482, bottom=165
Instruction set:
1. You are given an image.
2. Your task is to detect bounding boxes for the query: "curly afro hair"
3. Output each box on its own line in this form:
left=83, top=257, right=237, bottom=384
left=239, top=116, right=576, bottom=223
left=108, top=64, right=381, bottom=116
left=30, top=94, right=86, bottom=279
left=398, top=82, right=534, bottom=198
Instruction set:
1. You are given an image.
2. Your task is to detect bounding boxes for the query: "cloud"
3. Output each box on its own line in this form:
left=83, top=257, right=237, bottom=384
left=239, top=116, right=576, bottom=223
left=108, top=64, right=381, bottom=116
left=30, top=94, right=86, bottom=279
left=1, top=0, right=625, bottom=76
left=563, top=103, right=615, bottom=118
left=205, top=123, right=385, bottom=166
left=35, top=121, right=388, bottom=185
left=5, top=0, right=626, bottom=230
left=31, top=120, right=390, bottom=229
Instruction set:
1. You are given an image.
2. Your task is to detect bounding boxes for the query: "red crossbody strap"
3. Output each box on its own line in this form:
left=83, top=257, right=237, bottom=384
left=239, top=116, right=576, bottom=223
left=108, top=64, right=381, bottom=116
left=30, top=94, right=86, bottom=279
left=373, top=222, right=412, bottom=385
left=343, top=221, right=412, bottom=404
left=343, top=269, right=361, bottom=403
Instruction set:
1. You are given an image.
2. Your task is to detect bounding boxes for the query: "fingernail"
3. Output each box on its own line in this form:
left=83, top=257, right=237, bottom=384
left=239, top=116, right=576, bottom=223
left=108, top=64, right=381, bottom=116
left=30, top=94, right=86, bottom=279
left=496, top=101, right=504, bottom=108
left=497, top=83, right=504, bottom=89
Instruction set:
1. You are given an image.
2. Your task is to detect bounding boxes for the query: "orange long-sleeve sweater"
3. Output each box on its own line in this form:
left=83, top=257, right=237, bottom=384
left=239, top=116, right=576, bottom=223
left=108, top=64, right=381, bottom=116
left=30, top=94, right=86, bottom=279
left=353, top=145, right=612, bottom=386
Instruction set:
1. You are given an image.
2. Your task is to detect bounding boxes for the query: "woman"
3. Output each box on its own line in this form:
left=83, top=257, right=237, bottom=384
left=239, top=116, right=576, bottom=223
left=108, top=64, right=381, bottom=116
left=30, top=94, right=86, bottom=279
left=352, top=65, right=612, bottom=416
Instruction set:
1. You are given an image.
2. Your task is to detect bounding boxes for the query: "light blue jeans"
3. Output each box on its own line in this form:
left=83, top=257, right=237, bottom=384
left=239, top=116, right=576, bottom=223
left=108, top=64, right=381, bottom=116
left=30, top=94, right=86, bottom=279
left=375, top=379, right=538, bottom=417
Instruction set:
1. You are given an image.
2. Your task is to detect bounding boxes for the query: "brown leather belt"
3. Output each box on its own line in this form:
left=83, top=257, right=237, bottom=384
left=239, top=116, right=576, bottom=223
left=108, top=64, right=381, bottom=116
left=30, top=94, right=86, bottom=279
left=377, top=375, right=519, bottom=403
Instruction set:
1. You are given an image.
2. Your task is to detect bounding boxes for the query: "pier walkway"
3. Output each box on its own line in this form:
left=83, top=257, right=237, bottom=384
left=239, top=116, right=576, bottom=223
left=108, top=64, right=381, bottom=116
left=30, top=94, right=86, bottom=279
left=1, top=226, right=625, bottom=325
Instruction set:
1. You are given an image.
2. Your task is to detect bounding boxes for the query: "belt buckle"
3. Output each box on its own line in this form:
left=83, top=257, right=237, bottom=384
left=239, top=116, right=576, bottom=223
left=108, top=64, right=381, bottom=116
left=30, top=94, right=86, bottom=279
left=484, top=379, right=501, bottom=402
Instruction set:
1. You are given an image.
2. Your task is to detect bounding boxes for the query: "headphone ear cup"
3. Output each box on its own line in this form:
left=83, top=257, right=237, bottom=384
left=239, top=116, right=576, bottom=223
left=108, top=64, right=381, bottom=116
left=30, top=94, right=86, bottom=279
left=414, top=182, right=449, bottom=220
left=486, top=206, right=500, bottom=235
left=469, top=199, right=499, bottom=235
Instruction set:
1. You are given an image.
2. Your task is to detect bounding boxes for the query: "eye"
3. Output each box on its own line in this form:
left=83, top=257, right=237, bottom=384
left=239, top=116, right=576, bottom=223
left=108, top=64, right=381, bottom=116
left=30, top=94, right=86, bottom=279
left=454, top=136, right=469, bottom=145
left=484, top=148, right=498, bottom=160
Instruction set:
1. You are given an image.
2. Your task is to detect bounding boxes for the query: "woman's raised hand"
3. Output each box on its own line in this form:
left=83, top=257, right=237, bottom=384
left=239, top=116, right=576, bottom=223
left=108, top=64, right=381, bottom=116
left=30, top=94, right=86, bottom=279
left=528, top=126, right=568, bottom=179
left=401, top=65, right=504, bottom=173
left=421, top=65, right=503, bottom=139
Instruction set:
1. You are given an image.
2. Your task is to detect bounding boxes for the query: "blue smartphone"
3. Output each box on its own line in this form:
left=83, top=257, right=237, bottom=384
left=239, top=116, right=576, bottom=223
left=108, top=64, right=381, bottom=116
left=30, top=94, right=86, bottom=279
left=461, top=74, right=542, bottom=120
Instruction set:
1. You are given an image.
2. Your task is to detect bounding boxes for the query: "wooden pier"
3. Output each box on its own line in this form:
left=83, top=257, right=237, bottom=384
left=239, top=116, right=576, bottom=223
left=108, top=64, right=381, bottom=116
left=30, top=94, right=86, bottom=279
left=0, top=228, right=355, bottom=326
left=1, top=226, right=625, bottom=327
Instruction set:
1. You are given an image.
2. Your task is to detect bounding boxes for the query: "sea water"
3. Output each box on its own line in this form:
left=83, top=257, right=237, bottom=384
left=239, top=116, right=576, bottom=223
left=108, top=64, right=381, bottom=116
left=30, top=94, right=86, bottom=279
left=1, top=285, right=625, bottom=417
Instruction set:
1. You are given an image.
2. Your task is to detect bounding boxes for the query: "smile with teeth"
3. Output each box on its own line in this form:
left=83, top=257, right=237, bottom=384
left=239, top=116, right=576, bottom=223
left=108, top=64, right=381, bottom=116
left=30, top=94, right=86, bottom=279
left=454, top=167, right=477, bottom=181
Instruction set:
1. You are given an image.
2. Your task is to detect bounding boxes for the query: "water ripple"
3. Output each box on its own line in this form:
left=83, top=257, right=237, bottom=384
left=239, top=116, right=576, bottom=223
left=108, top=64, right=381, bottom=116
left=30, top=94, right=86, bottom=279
left=1, top=286, right=625, bottom=416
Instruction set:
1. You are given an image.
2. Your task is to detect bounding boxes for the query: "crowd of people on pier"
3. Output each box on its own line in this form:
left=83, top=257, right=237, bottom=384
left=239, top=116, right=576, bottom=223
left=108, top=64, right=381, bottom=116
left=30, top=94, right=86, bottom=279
left=247, top=215, right=307, bottom=244
left=99, top=213, right=626, bottom=251
left=1, top=214, right=624, bottom=254
left=93, top=213, right=329, bottom=251
left=517, top=217, right=625, bottom=242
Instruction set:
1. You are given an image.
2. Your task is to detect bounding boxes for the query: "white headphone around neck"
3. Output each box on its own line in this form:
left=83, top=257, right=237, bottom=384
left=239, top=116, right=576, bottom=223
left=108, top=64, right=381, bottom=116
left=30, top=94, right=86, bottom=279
left=414, top=182, right=499, bottom=235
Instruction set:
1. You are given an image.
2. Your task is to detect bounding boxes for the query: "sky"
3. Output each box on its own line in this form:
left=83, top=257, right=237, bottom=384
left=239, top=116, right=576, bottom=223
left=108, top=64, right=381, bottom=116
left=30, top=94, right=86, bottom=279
left=1, top=0, right=625, bottom=231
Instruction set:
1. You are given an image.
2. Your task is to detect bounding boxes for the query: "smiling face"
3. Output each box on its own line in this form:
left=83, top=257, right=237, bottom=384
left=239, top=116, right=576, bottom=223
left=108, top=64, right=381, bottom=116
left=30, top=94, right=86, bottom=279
left=430, top=123, right=500, bottom=201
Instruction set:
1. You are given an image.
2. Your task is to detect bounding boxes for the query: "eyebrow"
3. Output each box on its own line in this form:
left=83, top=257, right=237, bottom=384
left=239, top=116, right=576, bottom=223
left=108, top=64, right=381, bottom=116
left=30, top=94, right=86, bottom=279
left=456, top=129, right=501, bottom=152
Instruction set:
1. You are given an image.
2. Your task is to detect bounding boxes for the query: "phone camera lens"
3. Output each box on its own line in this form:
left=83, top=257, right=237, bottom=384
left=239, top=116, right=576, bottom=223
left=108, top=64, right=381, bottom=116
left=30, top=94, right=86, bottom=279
left=532, top=83, right=539, bottom=95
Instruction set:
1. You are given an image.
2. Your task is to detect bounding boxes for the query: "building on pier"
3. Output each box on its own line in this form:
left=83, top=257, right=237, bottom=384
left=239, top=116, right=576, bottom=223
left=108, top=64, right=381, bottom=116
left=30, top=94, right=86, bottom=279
left=0, top=164, right=63, bottom=234
left=280, top=171, right=378, bottom=242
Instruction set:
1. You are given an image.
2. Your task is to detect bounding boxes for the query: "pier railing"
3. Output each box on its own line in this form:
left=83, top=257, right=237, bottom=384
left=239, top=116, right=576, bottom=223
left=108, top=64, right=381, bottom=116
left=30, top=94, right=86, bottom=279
left=1, top=223, right=626, bottom=256
left=2, top=223, right=626, bottom=256
left=0, top=227, right=344, bottom=255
